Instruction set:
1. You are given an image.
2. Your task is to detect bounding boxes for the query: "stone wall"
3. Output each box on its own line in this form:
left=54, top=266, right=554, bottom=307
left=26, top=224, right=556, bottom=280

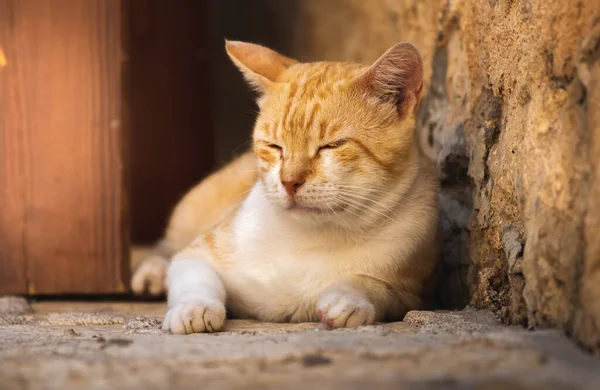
left=284, top=0, right=600, bottom=353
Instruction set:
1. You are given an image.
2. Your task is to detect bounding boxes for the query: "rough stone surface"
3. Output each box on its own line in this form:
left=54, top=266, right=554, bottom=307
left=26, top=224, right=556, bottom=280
left=1, top=302, right=599, bottom=390
left=282, top=0, right=600, bottom=353
left=0, top=296, right=32, bottom=315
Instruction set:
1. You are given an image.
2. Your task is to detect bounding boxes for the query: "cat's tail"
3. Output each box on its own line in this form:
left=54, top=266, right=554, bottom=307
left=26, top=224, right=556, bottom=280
left=131, top=239, right=174, bottom=297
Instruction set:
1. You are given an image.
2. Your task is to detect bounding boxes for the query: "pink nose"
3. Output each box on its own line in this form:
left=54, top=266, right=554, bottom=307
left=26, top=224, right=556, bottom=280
left=282, top=179, right=305, bottom=197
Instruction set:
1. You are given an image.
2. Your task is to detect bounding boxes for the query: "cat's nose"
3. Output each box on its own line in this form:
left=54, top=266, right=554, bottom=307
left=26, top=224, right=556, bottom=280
left=282, top=179, right=305, bottom=197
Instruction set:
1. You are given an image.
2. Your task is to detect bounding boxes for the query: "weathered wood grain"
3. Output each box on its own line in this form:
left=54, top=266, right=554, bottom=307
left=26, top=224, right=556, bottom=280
left=0, top=0, right=128, bottom=294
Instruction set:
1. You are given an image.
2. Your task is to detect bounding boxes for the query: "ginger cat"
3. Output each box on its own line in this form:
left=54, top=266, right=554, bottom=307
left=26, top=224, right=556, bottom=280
left=132, top=41, right=441, bottom=334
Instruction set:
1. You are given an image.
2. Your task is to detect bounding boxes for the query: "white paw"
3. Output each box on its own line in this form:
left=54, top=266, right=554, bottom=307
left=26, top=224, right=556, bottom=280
left=131, top=255, right=169, bottom=296
left=162, top=300, right=226, bottom=334
left=316, top=290, right=375, bottom=328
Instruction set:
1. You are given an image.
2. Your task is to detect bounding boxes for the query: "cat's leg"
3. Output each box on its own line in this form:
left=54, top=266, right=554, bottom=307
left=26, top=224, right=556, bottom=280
left=317, top=275, right=407, bottom=328
left=131, top=151, right=257, bottom=297
left=162, top=251, right=226, bottom=334
left=131, top=239, right=174, bottom=296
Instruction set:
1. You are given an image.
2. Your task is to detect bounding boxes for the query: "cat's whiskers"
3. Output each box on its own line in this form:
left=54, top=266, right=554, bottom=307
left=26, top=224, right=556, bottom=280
left=329, top=194, right=376, bottom=229
left=299, top=184, right=398, bottom=216
left=335, top=189, right=400, bottom=219
left=232, top=187, right=255, bottom=199
left=335, top=184, right=400, bottom=197
left=324, top=202, right=353, bottom=231
left=229, top=168, right=258, bottom=173
left=334, top=194, right=397, bottom=225
left=232, top=138, right=254, bottom=155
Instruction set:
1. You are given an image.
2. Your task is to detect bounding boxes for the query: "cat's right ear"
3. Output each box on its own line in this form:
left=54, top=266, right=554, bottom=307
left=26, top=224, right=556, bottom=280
left=225, top=40, right=298, bottom=94
left=361, top=42, right=423, bottom=119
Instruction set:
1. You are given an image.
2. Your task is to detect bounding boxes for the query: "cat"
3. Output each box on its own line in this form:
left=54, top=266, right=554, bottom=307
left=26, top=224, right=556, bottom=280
left=132, top=40, right=441, bottom=334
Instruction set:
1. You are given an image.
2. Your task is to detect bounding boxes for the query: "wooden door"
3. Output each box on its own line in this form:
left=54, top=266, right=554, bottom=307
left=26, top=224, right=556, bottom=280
left=0, top=0, right=128, bottom=294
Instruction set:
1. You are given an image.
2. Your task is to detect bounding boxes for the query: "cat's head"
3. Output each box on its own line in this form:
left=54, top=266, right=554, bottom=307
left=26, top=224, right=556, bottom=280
left=226, top=40, right=423, bottom=228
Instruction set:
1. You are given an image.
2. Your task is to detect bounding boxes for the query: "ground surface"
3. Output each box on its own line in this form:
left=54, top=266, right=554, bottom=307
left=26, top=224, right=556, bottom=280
left=1, top=296, right=599, bottom=390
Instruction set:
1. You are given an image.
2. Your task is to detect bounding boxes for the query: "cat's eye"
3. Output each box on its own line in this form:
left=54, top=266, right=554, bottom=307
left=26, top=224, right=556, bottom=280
left=319, top=139, right=348, bottom=151
left=266, top=143, right=282, bottom=151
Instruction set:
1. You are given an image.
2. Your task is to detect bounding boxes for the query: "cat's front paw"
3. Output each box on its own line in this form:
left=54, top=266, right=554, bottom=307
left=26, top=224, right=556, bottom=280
left=131, top=255, right=169, bottom=296
left=316, top=290, right=375, bottom=328
left=162, top=300, right=226, bottom=334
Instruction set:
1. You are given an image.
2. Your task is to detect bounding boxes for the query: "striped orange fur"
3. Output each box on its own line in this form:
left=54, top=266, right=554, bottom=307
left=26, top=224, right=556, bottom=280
left=132, top=41, right=441, bottom=334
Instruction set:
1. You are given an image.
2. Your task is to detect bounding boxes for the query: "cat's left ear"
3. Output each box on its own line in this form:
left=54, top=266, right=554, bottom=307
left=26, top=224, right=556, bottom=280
left=361, top=42, right=423, bottom=118
left=226, top=40, right=298, bottom=94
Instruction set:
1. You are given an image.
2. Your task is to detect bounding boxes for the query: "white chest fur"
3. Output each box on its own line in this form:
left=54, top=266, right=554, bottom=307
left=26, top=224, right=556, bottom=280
left=219, top=184, right=404, bottom=321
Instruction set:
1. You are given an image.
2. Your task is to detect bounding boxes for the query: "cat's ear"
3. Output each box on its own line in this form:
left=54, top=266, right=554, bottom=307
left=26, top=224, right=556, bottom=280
left=362, top=42, right=423, bottom=118
left=225, top=40, right=298, bottom=93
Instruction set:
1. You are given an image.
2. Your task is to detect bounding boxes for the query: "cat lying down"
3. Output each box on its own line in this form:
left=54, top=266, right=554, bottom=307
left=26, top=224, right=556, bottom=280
left=132, top=40, right=441, bottom=334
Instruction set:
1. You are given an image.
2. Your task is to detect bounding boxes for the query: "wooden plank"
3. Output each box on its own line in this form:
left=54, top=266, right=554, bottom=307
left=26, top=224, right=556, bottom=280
left=0, top=0, right=128, bottom=294
left=123, top=0, right=214, bottom=244
left=0, top=0, right=27, bottom=293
